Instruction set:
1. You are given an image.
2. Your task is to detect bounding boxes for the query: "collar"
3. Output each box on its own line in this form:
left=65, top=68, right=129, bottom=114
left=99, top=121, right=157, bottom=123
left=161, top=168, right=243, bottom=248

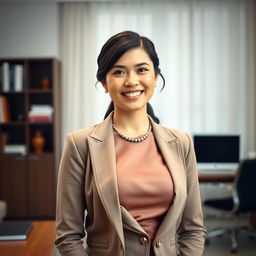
left=89, top=111, right=177, bottom=143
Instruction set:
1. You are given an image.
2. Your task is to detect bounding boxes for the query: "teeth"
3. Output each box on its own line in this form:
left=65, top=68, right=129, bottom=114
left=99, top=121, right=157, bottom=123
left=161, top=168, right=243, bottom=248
left=124, top=91, right=141, bottom=97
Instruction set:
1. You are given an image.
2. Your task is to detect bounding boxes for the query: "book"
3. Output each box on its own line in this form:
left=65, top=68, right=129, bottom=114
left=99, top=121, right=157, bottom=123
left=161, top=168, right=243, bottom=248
left=0, top=97, right=3, bottom=122
left=2, top=62, right=9, bottom=92
left=30, top=104, right=52, bottom=110
left=28, top=104, right=53, bottom=122
left=14, top=65, right=23, bottom=91
left=0, top=221, right=33, bottom=241
left=0, top=96, right=10, bottom=123
left=3, top=144, right=27, bottom=155
left=0, top=65, right=2, bottom=91
left=28, top=116, right=52, bottom=123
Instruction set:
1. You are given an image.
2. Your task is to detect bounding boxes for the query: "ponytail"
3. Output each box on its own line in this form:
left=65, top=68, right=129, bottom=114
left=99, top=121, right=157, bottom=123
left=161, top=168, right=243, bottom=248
left=146, top=102, right=160, bottom=124
left=104, top=101, right=115, bottom=120
left=104, top=101, right=160, bottom=124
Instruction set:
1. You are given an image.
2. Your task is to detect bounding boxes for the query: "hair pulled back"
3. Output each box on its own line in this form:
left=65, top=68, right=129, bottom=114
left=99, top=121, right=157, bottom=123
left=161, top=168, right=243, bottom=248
left=97, top=31, right=164, bottom=123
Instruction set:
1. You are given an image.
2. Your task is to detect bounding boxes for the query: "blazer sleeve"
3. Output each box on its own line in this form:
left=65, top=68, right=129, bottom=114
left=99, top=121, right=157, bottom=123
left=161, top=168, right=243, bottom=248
left=55, top=132, right=87, bottom=256
left=177, top=133, right=206, bottom=256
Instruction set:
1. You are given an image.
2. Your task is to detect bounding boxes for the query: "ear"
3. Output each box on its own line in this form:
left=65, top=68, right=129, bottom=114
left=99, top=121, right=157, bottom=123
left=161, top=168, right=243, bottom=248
left=154, top=74, right=158, bottom=84
left=101, top=80, right=108, bottom=92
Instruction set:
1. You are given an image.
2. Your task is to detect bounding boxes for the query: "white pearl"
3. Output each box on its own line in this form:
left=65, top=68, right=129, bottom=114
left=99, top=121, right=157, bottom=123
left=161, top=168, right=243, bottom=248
left=112, top=123, right=152, bottom=143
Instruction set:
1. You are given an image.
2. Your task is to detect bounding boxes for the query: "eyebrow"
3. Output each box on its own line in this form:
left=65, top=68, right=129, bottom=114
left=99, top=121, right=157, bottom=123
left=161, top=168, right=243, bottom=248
left=112, top=62, right=150, bottom=69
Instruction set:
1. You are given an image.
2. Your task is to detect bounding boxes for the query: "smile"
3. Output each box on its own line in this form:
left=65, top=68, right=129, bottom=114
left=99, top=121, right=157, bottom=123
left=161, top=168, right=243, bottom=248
left=122, top=90, right=144, bottom=98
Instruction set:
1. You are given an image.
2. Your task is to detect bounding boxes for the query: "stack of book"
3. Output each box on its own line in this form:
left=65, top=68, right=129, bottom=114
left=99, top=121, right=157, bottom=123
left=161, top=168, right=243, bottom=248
left=1, top=62, right=24, bottom=92
left=3, top=144, right=27, bottom=155
left=28, top=104, right=53, bottom=123
left=0, top=221, right=33, bottom=241
left=0, top=96, right=10, bottom=123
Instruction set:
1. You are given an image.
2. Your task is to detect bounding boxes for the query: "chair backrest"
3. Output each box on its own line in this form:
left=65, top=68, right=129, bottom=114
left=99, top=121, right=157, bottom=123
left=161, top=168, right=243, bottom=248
left=236, top=159, right=256, bottom=213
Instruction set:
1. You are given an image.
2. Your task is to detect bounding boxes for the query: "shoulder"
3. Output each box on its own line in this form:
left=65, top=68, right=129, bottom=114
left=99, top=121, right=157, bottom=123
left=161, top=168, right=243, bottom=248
left=157, top=124, right=192, bottom=158
left=63, top=125, right=97, bottom=163
left=68, top=125, right=97, bottom=143
left=65, top=113, right=113, bottom=148
left=157, top=124, right=197, bottom=170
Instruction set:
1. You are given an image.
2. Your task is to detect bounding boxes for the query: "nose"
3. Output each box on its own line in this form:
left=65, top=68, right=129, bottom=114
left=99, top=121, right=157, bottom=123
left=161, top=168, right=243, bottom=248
left=124, top=72, right=139, bottom=86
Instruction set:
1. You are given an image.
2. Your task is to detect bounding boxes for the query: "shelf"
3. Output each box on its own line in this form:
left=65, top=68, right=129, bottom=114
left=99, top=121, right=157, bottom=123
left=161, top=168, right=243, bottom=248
left=0, top=121, right=26, bottom=125
left=29, top=152, right=53, bottom=156
left=28, top=89, right=53, bottom=93
left=0, top=58, right=60, bottom=219
left=0, top=91, right=25, bottom=95
left=0, top=90, right=53, bottom=94
left=0, top=153, right=27, bottom=157
left=0, top=122, right=53, bottom=125
left=29, top=122, right=53, bottom=125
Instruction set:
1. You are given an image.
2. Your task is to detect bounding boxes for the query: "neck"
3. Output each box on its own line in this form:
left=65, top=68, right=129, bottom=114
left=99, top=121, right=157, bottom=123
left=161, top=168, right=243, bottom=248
left=112, top=107, right=150, bottom=138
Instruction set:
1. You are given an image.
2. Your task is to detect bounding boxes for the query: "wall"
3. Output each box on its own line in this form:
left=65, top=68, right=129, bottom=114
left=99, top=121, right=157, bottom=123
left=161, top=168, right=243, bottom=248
left=0, top=3, right=59, bottom=58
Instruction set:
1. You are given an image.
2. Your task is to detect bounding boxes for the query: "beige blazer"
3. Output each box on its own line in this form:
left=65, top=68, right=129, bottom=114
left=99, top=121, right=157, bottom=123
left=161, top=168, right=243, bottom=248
left=55, top=113, right=206, bottom=256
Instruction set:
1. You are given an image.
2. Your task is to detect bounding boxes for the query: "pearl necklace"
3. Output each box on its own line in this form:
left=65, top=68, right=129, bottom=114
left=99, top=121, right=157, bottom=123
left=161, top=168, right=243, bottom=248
left=112, top=123, right=152, bottom=143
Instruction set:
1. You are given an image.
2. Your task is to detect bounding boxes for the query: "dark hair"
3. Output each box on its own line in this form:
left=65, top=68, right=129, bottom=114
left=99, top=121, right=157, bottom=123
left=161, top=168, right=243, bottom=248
left=97, top=31, right=164, bottom=124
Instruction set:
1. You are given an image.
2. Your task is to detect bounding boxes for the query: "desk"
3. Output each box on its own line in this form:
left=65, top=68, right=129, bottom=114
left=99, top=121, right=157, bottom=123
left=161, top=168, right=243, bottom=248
left=199, top=173, right=235, bottom=183
left=198, top=172, right=256, bottom=229
left=0, top=221, right=55, bottom=256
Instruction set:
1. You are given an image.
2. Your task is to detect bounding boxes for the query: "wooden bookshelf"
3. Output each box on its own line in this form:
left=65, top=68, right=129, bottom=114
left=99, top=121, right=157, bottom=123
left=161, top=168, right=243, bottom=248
left=0, top=58, right=60, bottom=219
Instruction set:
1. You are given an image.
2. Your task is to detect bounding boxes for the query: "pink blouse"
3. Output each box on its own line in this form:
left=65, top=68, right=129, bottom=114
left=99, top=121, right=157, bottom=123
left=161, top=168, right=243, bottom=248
left=114, top=132, right=174, bottom=239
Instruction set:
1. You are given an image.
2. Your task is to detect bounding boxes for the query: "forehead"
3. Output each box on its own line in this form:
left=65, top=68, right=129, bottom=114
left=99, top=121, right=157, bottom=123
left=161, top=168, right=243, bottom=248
left=115, top=47, right=153, bottom=66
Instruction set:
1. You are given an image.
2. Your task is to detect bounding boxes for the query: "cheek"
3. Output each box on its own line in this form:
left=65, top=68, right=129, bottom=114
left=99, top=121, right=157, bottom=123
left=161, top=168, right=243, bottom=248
left=108, top=87, right=120, bottom=100
left=144, top=75, right=157, bottom=86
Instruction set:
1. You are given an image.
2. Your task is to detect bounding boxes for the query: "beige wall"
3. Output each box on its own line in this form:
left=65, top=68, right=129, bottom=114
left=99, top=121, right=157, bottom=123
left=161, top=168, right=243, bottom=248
left=0, top=2, right=59, bottom=58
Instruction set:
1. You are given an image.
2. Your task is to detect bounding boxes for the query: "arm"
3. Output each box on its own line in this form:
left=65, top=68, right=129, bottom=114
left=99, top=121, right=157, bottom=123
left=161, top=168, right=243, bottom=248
left=177, top=133, right=206, bottom=256
left=55, top=132, right=87, bottom=256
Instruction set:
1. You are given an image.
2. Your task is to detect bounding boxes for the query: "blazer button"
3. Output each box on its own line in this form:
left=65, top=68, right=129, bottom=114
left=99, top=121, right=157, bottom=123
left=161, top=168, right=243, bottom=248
left=156, top=240, right=162, bottom=248
left=139, top=236, right=148, bottom=245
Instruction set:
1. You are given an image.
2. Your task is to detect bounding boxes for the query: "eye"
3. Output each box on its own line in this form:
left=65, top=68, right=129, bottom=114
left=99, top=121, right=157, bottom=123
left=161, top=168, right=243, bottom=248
left=137, top=67, right=149, bottom=73
left=112, top=69, right=126, bottom=76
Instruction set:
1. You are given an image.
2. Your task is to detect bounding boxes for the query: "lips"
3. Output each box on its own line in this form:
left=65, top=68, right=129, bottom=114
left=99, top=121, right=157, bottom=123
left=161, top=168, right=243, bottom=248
left=122, top=90, right=144, bottom=97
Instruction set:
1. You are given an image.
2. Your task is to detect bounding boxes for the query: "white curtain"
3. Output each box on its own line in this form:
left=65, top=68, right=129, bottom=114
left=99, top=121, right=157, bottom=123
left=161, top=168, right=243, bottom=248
left=60, top=0, right=256, bottom=158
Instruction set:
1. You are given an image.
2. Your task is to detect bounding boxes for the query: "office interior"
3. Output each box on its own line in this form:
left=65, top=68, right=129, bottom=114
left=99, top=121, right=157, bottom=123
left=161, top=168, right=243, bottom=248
left=0, top=0, right=255, bottom=255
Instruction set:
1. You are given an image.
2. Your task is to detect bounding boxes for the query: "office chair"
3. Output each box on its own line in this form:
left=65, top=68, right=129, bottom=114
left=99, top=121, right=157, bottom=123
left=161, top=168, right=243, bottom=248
left=203, top=159, right=256, bottom=253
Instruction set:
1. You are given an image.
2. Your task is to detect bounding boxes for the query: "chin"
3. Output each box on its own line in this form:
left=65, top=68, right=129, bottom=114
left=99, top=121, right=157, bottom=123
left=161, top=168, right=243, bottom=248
left=121, top=104, right=148, bottom=113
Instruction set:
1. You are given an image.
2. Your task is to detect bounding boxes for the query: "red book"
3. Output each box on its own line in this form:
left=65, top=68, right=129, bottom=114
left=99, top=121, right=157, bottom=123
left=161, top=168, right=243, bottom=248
left=1, top=96, right=10, bottom=122
left=28, top=116, right=52, bottom=123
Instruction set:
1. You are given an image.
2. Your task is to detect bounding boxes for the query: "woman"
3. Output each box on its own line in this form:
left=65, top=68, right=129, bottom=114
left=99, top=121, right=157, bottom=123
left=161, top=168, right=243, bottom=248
left=55, top=31, right=206, bottom=256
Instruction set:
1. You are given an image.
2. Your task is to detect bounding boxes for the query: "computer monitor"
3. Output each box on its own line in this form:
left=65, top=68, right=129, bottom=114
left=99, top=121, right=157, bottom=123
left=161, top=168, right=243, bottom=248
left=193, top=134, right=240, bottom=172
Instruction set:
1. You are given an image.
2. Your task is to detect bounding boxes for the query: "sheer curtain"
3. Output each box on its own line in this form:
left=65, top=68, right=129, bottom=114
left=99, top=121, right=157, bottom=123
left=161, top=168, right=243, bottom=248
left=60, top=0, right=255, bottom=158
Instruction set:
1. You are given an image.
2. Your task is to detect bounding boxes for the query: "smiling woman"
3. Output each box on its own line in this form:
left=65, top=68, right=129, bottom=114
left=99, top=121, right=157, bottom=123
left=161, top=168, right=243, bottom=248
left=55, top=31, right=206, bottom=256
left=97, top=31, right=165, bottom=125
left=102, top=47, right=157, bottom=126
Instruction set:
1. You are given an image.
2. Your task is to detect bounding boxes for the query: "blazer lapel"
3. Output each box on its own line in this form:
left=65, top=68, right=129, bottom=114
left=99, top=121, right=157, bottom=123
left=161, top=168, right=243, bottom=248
left=151, top=120, right=187, bottom=239
left=88, top=114, right=124, bottom=247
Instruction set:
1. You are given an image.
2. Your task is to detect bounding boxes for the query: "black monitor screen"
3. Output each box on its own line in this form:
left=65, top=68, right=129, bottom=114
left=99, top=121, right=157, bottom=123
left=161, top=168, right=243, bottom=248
left=193, top=135, right=240, bottom=163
